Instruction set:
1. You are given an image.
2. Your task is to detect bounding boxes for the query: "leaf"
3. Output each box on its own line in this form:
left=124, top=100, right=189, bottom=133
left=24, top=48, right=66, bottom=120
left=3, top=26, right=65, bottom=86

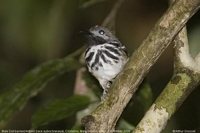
left=32, top=95, right=90, bottom=128
left=0, top=47, right=85, bottom=128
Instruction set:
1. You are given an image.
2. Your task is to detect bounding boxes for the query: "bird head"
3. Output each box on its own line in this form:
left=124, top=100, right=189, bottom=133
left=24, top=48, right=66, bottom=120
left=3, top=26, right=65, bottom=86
left=82, top=25, right=118, bottom=46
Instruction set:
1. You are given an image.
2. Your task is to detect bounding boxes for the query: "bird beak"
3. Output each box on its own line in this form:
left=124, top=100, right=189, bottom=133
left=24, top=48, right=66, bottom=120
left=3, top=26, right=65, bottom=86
left=79, top=30, right=94, bottom=45
left=79, top=30, right=93, bottom=37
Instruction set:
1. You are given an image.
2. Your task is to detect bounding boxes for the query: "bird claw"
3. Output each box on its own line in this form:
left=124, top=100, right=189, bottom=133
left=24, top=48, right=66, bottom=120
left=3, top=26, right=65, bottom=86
left=101, top=81, right=112, bottom=101
left=100, top=90, right=106, bottom=101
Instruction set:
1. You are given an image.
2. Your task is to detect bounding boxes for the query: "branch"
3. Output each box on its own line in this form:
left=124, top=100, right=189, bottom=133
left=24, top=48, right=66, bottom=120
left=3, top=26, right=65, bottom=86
left=195, top=52, right=200, bottom=65
left=134, top=29, right=200, bottom=133
left=174, top=28, right=200, bottom=72
left=134, top=1, right=200, bottom=133
left=82, top=0, right=200, bottom=132
left=102, top=0, right=125, bottom=31
left=79, top=0, right=107, bottom=9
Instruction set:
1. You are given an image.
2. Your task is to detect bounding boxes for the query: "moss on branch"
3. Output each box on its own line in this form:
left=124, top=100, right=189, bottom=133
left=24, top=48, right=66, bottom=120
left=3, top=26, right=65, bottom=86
left=156, top=72, right=200, bottom=117
left=134, top=0, right=200, bottom=132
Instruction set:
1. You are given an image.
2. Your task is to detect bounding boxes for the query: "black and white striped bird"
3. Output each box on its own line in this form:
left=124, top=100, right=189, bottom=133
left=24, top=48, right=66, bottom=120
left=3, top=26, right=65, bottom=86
left=84, top=25, right=128, bottom=99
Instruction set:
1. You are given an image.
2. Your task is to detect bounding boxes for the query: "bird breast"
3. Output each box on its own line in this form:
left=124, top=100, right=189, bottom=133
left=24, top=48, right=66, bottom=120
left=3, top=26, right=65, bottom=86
left=85, top=44, right=127, bottom=81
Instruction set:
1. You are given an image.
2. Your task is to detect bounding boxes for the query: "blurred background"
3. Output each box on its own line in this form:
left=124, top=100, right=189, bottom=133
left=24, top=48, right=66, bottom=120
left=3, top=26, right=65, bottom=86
left=0, top=0, right=199, bottom=132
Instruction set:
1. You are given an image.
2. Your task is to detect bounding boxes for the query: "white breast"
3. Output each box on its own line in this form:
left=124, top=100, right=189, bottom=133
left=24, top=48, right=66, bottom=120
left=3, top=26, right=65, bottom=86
left=88, top=45, right=126, bottom=79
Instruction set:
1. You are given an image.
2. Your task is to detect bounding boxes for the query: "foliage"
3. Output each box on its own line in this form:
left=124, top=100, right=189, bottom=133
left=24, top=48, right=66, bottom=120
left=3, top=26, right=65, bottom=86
left=32, top=95, right=90, bottom=128
left=0, top=48, right=84, bottom=128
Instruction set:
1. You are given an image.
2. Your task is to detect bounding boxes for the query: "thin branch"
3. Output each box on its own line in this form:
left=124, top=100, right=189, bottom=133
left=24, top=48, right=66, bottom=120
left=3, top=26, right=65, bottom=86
left=79, top=0, right=107, bottom=9
left=195, top=52, right=200, bottom=64
left=67, top=45, right=86, bottom=58
left=82, top=0, right=200, bottom=132
left=102, top=0, right=126, bottom=31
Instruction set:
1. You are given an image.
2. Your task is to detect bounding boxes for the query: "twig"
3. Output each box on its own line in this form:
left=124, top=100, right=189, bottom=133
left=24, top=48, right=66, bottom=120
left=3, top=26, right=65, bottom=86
left=102, top=0, right=126, bottom=31
left=82, top=0, right=200, bottom=132
left=79, top=0, right=107, bottom=9
left=195, top=52, right=200, bottom=64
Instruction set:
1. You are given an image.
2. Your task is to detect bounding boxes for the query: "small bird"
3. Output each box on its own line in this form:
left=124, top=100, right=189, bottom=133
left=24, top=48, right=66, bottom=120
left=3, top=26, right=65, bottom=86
left=84, top=25, right=128, bottom=99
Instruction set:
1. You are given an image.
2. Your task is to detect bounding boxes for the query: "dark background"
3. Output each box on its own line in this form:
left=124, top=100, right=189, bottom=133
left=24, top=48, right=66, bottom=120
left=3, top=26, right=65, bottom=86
left=0, top=0, right=199, bottom=132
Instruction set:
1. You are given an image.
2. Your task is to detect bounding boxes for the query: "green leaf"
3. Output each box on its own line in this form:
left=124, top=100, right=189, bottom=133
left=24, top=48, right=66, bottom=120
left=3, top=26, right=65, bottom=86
left=32, top=95, right=90, bottom=128
left=0, top=47, right=85, bottom=128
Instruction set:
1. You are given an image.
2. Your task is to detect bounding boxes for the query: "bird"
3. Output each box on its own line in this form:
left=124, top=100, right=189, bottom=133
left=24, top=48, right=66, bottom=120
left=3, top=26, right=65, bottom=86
left=83, top=25, right=128, bottom=100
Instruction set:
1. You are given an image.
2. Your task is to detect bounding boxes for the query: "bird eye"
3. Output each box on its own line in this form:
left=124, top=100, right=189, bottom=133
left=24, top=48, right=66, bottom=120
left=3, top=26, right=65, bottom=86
left=99, top=30, right=105, bottom=35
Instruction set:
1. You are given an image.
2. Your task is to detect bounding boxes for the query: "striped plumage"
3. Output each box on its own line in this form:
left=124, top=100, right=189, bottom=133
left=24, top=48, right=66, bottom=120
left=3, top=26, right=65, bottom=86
left=84, top=25, right=128, bottom=99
